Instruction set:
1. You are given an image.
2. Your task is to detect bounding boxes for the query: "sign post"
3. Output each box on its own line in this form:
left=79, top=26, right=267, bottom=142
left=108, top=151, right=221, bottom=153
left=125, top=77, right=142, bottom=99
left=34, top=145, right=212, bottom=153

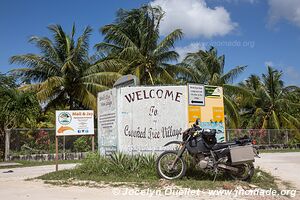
left=55, top=110, right=94, bottom=171
left=92, top=135, right=95, bottom=152
left=55, top=136, right=58, bottom=171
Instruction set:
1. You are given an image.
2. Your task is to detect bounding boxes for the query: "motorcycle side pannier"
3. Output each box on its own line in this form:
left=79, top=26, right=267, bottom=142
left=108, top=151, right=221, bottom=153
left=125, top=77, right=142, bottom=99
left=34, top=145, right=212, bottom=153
left=230, top=145, right=254, bottom=165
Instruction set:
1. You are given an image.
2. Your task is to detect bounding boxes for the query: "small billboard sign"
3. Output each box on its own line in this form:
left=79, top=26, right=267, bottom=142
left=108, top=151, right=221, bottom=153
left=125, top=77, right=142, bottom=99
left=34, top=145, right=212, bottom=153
left=188, top=84, right=205, bottom=106
left=55, top=110, right=94, bottom=136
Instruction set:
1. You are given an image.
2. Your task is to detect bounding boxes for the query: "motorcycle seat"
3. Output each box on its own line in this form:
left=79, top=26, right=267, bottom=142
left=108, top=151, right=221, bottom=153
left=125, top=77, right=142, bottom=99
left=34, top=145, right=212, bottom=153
left=212, top=142, right=235, bottom=150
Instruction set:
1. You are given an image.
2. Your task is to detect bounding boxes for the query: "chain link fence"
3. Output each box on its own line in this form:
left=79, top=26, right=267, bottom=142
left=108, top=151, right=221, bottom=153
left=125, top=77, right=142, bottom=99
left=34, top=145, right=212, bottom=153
left=3, top=128, right=300, bottom=161
left=226, top=129, right=300, bottom=147
left=6, top=128, right=97, bottom=161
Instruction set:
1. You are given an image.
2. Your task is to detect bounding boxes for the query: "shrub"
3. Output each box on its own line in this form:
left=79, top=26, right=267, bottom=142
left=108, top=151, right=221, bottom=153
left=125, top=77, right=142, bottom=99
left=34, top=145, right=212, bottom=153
left=73, top=136, right=91, bottom=152
left=35, top=130, right=50, bottom=150
left=77, top=152, right=157, bottom=179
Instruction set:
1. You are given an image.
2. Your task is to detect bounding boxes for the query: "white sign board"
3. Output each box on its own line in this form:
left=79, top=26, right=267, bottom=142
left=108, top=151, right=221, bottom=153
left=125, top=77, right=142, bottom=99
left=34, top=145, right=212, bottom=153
left=97, top=89, right=118, bottom=154
left=97, top=84, right=226, bottom=155
left=188, top=84, right=205, bottom=106
left=118, top=86, right=188, bottom=153
left=55, top=110, right=94, bottom=136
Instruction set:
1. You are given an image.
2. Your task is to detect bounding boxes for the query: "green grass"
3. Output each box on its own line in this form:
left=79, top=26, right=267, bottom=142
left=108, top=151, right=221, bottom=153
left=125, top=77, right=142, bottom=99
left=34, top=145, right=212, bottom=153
left=0, top=160, right=82, bottom=169
left=259, top=149, right=300, bottom=153
left=38, top=153, right=278, bottom=190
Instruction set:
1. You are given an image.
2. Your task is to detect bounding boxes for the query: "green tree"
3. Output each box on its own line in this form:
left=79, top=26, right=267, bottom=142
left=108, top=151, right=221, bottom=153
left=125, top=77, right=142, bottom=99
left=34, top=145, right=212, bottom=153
left=11, top=24, right=121, bottom=110
left=0, top=73, right=16, bottom=88
left=95, top=5, right=185, bottom=85
left=0, top=73, right=17, bottom=160
left=182, top=47, right=252, bottom=128
left=0, top=80, right=40, bottom=160
left=0, top=89, right=40, bottom=129
left=240, top=66, right=300, bottom=129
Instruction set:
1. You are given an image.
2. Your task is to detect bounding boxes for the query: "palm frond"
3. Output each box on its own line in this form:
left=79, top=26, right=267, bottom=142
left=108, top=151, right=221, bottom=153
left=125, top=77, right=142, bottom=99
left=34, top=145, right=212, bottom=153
left=223, top=95, right=240, bottom=128
left=221, top=65, right=247, bottom=84
left=94, top=42, right=122, bottom=53
left=86, top=59, right=127, bottom=75
left=271, top=110, right=280, bottom=129
left=81, top=72, right=121, bottom=86
left=84, top=83, right=109, bottom=95
left=29, top=36, right=63, bottom=65
left=101, top=24, right=137, bottom=48
left=224, top=84, right=254, bottom=102
left=155, top=51, right=179, bottom=63
left=154, top=29, right=183, bottom=54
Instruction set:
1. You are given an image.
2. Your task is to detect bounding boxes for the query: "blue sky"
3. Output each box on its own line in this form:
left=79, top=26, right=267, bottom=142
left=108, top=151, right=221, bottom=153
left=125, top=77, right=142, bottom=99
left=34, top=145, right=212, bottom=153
left=1, top=0, right=300, bottom=86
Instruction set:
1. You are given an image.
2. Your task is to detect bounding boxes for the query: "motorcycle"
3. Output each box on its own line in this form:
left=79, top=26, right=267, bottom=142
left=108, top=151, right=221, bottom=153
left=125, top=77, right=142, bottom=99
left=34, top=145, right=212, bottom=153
left=156, top=119, right=259, bottom=181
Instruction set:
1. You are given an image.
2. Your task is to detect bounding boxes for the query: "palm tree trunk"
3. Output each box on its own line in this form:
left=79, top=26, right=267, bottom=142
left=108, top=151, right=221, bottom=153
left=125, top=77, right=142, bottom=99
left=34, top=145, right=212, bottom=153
left=70, top=96, right=74, bottom=109
left=148, top=71, right=154, bottom=85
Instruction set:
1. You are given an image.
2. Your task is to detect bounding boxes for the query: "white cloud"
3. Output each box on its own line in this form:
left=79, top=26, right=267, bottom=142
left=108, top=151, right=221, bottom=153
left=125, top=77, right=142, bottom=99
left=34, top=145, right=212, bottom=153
left=175, top=42, right=204, bottom=61
left=222, top=0, right=256, bottom=3
left=150, top=0, right=237, bottom=38
left=263, top=61, right=300, bottom=86
left=268, top=0, right=300, bottom=27
left=285, top=66, right=300, bottom=85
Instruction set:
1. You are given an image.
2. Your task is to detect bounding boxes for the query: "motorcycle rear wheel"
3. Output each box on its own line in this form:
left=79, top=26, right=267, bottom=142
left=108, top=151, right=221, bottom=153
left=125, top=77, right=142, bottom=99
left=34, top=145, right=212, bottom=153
left=228, top=162, right=254, bottom=181
left=156, top=151, right=186, bottom=180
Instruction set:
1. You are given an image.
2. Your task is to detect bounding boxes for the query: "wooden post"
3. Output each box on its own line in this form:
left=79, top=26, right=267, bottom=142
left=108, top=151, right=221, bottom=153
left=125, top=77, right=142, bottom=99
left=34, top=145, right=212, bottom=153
left=92, top=135, right=95, bottom=152
left=63, top=136, right=66, bottom=160
left=268, top=129, right=271, bottom=146
left=4, top=129, right=11, bottom=161
left=55, top=136, right=58, bottom=171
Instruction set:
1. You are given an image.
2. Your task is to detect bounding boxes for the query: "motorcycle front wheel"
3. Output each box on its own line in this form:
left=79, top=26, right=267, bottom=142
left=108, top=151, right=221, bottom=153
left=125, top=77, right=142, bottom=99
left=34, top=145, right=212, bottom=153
left=228, top=162, right=254, bottom=181
left=156, top=150, right=186, bottom=180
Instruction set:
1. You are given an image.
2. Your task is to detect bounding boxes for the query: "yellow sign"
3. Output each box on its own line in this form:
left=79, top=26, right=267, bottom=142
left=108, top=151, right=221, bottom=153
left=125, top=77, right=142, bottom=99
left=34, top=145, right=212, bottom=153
left=187, top=86, right=226, bottom=141
left=188, top=106, right=201, bottom=124
left=213, top=107, right=225, bottom=122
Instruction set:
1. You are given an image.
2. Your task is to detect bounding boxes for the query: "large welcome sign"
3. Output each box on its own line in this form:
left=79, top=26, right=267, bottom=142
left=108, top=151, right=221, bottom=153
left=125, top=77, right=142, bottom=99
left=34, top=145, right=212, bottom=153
left=98, top=85, right=225, bottom=155
left=118, top=86, right=187, bottom=153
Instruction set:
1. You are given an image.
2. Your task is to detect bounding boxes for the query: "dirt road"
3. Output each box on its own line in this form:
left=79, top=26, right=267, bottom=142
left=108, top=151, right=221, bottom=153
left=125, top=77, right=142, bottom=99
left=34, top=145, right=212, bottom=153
left=0, top=153, right=297, bottom=200
left=255, top=152, right=300, bottom=190
left=0, top=163, right=231, bottom=200
left=0, top=163, right=253, bottom=200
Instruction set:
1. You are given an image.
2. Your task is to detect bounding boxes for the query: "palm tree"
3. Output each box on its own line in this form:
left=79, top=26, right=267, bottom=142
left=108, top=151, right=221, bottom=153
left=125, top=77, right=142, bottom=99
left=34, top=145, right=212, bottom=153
left=182, top=47, right=252, bottom=128
left=0, top=86, right=40, bottom=160
left=95, top=5, right=185, bottom=85
left=240, top=66, right=300, bottom=129
left=11, top=24, right=121, bottom=110
left=0, top=89, right=40, bottom=129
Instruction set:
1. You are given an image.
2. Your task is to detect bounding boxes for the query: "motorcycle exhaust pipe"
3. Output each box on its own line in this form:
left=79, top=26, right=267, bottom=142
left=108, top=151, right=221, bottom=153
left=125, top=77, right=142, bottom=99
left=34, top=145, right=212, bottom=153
left=218, top=164, right=239, bottom=172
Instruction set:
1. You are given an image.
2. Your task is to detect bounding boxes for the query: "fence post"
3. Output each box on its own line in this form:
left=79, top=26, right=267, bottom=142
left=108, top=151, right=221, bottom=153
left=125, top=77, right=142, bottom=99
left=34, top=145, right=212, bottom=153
left=268, top=129, right=271, bottom=146
left=4, top=129, right=11, bottom=161
left=226, top=130, right=229, bottom=142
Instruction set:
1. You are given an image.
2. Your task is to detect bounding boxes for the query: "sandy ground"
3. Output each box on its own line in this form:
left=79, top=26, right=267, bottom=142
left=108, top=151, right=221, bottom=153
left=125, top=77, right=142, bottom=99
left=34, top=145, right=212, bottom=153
left=0, top=163, right=238, bottom=200
left=0, top=153, right=298, bottom=200
left=255, top=152, right=300, bottom=190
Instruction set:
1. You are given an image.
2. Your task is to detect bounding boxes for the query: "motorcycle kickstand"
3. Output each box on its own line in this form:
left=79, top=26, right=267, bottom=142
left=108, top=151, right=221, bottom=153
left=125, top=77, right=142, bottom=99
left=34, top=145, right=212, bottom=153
left=212, top=169, right=218, bottom=182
